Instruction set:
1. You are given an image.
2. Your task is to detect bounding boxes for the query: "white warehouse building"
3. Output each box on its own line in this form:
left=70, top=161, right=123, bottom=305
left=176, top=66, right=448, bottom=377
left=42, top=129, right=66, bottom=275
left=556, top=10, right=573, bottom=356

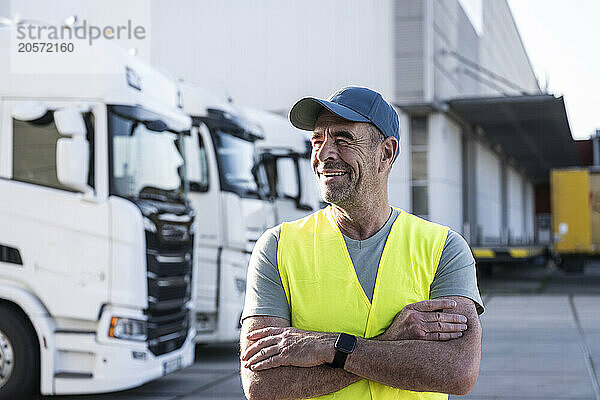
left=147, top=0, right=580, bottom=247
left=3, top=0, right=581, bottom=248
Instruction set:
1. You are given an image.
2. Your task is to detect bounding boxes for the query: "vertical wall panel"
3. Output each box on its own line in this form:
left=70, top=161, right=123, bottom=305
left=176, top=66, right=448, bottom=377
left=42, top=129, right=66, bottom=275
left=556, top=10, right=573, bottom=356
left=475, top=142, right=501, bottom=243
left=395, top=0, right=425, bottom=104
left=507, top=165, right=524, bottom=241
left=388, top=110, right=412, bottom=211
left=428, top=114, right=463, bottom=232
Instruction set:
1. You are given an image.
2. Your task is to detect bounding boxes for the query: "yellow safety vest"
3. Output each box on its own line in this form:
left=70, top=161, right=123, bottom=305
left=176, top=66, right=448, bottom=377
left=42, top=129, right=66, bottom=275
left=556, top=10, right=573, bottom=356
left=277, top=206, right=449, bottom=400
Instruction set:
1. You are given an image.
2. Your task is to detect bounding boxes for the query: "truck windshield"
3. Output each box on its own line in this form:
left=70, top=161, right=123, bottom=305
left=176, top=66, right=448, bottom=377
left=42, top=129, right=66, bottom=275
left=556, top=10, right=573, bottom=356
left=109, top=109, right=185, bottom=199
left=212, top=130, right=259, bottom=196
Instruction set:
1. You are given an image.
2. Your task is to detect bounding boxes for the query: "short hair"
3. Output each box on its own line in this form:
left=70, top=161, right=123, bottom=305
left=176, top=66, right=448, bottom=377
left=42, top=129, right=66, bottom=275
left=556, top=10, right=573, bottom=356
left=367, top=124, right=385, bottom=148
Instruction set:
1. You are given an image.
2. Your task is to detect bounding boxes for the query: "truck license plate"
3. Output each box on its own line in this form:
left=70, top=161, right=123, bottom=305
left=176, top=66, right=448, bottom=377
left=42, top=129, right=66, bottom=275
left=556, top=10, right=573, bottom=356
left=163, top=356, right=182, bottom=375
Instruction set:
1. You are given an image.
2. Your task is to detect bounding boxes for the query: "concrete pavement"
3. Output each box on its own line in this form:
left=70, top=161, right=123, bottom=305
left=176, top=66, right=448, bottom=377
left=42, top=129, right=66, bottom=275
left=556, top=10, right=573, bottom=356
left=43, top=294, right=600, bottom=400
left=454, top=294, right=600, bottom=399
left=44, top=264, right=600, bottom=400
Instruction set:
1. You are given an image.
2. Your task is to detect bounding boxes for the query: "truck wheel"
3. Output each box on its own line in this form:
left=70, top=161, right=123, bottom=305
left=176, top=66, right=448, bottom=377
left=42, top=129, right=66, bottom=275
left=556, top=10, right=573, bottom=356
left=0, top=305, right=39, bottom=400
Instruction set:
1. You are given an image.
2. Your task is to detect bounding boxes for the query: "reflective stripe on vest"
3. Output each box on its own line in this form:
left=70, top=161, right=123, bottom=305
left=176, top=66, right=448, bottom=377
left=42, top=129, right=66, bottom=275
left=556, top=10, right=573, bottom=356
left=277, top=206, right=449, bottom=400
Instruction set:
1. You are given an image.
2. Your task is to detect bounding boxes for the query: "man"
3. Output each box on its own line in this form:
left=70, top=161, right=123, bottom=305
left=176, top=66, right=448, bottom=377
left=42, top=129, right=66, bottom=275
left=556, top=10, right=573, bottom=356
left=240, top=86, right=483, bottom=400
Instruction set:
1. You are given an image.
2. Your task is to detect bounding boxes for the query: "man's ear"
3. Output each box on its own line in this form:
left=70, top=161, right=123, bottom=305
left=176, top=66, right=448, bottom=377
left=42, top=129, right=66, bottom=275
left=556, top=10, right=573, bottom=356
left=380, top=137, right=398, bottom=171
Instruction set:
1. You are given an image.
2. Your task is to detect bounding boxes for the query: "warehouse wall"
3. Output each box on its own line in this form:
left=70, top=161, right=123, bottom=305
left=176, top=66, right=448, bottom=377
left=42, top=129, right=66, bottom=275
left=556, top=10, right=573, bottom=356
left=149, top=0, right=396, bottom=112
left=479, top=0, right=540, bottom=95
left=430, top=0, right=540, bottom=100
left=4, top=0, right=542, bottom=246
left=428, top=114, right=463, bottom=232
left=524, top=180, right=535, bottom=242
left=432, top=0, right=481, bottom=100
left=394, top=0, right=426, bottom=104
left=425, top=0, right=540, bottom=244
left=388, top=110, right=411, bottom=211
left=507, top=165, right=524, bottom=241
left=475, top=142, right=502, bottom=243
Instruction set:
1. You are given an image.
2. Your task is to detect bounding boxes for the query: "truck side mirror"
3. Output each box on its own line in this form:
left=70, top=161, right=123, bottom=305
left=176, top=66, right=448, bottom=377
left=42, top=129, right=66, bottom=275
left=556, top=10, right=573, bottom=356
left=54, top=108, right=92, bottom=193
left=54, top=108, right=87, bottom=137
left=56, top=137, right=92, bottom=193
left=183, top=127, right=202, bottom=183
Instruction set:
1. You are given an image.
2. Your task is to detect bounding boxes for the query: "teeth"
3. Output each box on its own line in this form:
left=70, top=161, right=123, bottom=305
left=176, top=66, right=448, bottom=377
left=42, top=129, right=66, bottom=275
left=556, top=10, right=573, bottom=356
left=323, top=172, right=345, bottom=177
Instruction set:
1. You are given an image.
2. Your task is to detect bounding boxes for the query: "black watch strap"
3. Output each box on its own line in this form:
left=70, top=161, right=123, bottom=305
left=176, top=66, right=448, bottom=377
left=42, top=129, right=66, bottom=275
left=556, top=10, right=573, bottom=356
left=331, top=349, right=349, bottom=369
left=331, top=333, right=356, bottom=369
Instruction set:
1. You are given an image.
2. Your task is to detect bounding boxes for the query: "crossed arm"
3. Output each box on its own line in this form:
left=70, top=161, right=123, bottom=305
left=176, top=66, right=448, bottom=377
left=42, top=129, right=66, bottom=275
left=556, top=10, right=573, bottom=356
left=240, top=296, right=481, bottom=400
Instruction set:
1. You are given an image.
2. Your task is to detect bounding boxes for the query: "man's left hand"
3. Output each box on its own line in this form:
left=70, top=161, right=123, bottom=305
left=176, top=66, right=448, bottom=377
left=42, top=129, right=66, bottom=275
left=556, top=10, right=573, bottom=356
left=242, top=327, right=336, bottom=371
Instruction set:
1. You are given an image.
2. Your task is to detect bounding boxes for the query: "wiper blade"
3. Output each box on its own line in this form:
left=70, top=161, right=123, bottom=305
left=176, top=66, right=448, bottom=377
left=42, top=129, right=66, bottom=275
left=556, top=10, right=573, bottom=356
left=138, top=192, right=168, bottom=201
left=139, top=186, right=182, bottom=202
left=227, top=178, right=254, bottom=184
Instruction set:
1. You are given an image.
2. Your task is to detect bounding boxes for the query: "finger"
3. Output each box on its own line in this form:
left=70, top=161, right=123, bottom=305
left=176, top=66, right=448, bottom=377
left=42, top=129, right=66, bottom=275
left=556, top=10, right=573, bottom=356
left=244, top=345, right=280, bottom=368
left=423, top=331, right=463, bottom=341
left=250, top=353, right=284, bottom=371
left=423, top=322, right=468, bottom=333
left=246, top=327, right=284, bottom=340
left=420, top=311, right=467, bottom=324
left=241, top=336, right=280, bottom=361
left=412, top=299, right=457, bottom=312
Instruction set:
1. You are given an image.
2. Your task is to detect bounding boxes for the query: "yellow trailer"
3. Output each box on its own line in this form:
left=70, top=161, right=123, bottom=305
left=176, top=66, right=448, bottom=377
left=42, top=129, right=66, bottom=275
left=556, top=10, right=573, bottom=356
left=551, top=168, right=600, bottom=272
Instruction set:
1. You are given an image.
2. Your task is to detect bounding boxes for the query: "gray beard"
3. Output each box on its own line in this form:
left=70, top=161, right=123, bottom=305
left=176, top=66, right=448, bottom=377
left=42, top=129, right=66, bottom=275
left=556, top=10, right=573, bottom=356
left=316, top=154, right=379, bottom=205
left=320, top=180, right=355, bottom=204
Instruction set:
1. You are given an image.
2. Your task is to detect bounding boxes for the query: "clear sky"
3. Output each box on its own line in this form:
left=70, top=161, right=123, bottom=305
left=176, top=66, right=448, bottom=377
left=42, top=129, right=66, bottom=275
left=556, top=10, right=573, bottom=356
left=508, top=0, right=600, bottom=140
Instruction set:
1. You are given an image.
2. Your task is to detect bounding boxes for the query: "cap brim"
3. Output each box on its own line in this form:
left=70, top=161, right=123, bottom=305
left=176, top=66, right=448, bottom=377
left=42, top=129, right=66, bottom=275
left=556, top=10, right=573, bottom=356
left=289, top=97, right=370, bottom=131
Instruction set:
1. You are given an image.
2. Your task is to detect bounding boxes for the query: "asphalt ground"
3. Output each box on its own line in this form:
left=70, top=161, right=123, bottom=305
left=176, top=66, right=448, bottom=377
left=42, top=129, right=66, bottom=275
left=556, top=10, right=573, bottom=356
left=42, top=262, right=600, bottom=400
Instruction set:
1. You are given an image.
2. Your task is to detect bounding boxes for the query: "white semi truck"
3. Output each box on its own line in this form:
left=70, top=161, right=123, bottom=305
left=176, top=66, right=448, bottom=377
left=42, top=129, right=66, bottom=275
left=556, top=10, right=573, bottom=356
left=0, top=26, right=195, bottom=398
left=181, top=84, right=274, bottom=343
left=247, top=107, right=323, bottom=223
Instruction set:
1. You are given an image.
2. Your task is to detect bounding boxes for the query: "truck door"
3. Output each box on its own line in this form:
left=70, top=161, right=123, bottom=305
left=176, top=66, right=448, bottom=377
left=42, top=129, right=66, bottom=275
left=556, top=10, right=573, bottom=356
left=263, top=154, right=317, bottom=224
left=183, top=123, right=221, bottom=333
left=273, top=156, right=302, bottom=223
left=0, top=101, right=110, bottom=320
left=297, top=157, right=323, bottom=213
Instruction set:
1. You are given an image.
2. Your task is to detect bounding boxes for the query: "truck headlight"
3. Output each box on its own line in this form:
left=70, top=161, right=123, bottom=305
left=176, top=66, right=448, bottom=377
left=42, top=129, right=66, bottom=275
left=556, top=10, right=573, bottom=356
left=109, top=317, right=147, bottom=341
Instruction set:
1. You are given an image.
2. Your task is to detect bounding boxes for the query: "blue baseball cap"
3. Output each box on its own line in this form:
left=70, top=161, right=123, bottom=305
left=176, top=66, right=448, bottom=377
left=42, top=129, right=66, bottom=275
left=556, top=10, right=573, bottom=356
left=289, top=86, right=400, bottom=160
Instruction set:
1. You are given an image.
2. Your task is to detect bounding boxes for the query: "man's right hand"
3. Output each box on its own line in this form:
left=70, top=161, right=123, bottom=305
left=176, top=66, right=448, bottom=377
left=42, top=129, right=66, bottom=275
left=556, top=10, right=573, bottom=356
left=376, top=299, right=468, bottom=341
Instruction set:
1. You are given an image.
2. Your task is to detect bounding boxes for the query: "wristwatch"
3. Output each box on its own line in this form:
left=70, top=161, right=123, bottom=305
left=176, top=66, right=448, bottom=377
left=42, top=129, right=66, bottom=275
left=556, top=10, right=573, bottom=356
left=331, top=333, right=356, bottom=369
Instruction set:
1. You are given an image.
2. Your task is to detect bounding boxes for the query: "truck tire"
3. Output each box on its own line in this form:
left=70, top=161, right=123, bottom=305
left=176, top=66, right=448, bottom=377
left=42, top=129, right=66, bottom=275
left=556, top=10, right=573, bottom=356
left=0, top=305, right=39, bottom=400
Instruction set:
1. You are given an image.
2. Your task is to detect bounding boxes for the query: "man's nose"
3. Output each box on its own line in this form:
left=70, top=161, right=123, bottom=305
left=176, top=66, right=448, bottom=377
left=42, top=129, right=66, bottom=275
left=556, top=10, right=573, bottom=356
left=315, top=136, right=338, bottom=163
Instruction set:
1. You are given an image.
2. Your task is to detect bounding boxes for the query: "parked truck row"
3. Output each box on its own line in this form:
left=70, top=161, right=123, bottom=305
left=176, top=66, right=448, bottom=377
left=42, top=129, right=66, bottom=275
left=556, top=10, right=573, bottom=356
left=0, top=22, right=320, bottom=399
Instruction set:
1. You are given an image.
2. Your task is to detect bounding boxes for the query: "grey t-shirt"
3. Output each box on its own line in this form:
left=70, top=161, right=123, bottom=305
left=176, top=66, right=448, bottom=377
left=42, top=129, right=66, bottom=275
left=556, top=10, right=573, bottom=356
left=242, top=208, right=484, bottom=322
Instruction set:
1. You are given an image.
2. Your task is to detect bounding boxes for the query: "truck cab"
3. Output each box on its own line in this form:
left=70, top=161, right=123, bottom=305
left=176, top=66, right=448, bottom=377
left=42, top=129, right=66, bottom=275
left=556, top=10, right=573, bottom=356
left=0, top=27, right=195, bottom=398
left=247, top=107, right=323, bottom=224
left=181, top=85, right=273, bottom=343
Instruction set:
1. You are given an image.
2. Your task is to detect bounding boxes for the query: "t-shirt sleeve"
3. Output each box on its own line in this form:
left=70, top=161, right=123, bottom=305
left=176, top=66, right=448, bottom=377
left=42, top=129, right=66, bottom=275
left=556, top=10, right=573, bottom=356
left=429, top=230, right=484, bottom=314
left=241, top=225, right=291, bottom=322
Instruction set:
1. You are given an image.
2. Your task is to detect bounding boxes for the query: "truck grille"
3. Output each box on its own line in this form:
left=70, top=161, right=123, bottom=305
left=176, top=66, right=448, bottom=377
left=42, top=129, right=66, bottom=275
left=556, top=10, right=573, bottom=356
left=145, top=224, right=193, bottom=356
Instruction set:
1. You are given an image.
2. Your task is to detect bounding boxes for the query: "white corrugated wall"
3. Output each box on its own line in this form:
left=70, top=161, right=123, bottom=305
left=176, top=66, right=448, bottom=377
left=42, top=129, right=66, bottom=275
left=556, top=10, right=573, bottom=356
left=475, top=142, right=502, bottom=242
left=428, top=114, right=463, bottom=232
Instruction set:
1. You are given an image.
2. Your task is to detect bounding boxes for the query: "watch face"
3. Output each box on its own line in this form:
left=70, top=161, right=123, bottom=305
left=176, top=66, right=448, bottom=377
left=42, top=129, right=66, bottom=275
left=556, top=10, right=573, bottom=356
left=335, top=333, right=356, bottom=353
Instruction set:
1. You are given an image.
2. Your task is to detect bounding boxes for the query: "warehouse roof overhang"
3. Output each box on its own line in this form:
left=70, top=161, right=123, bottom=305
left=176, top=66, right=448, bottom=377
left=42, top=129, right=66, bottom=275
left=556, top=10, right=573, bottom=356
left=448, top=95, right=580, bottom=183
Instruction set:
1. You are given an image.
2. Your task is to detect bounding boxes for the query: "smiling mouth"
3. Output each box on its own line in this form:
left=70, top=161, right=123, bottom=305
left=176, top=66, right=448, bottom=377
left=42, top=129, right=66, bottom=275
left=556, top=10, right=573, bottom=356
left=321, top=171, right=346, bottom=177
left=317, top=170, right=348, bottom=181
